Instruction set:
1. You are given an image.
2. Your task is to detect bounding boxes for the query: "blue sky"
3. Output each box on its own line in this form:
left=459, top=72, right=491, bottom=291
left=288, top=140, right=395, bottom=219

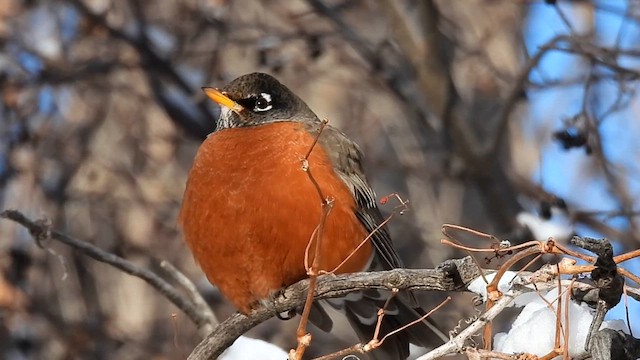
left=525, top=0, right=640, bottom=334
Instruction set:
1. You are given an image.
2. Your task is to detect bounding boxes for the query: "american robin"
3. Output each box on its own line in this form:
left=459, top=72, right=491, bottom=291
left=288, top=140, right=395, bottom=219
left=179, top=72, right=446, bottom=359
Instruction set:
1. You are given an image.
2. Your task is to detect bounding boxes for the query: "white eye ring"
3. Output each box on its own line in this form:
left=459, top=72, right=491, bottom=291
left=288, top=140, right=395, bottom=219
left=254, top=93, right=273, bottom=112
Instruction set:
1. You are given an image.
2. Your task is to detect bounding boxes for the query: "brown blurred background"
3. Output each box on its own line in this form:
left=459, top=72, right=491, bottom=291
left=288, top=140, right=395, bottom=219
left=1, top=0, right=639, bottom=359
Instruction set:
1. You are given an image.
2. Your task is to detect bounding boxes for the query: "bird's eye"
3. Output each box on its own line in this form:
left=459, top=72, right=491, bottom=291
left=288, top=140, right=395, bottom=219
left=253, top=93, right=273, bottom=112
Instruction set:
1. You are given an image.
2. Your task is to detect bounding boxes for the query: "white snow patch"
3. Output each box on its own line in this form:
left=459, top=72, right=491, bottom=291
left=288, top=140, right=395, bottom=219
left=494, top=288, right=628, bottom=358
left=468, top=271, right=535, bottom=306
left=220, top=336, right=287, bottom=360
left=517, top=209, right=573, bottom=242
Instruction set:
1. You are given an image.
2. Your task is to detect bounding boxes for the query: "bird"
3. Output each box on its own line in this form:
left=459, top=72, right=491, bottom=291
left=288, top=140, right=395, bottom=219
left=179, top=72, right=446, bottom=359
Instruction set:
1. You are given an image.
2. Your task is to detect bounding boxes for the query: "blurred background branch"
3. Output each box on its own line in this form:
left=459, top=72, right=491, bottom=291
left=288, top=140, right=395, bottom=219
left=1, top=0, right=640, bottom=359
left=1, top=209, right=216, bottom=336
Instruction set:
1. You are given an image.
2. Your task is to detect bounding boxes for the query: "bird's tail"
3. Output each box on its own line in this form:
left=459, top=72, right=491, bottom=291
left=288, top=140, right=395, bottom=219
left=321, top=289, right=447, bottom=360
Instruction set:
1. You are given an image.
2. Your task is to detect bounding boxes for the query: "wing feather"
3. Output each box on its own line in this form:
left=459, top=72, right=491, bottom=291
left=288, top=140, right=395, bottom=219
left=317, top=125, right=402, bottom=269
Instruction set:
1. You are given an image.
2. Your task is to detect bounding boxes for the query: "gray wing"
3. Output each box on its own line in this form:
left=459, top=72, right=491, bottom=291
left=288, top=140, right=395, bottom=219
left=317, top=125, right=403, bottom=269
left=310, top=124, right=448, bottom=358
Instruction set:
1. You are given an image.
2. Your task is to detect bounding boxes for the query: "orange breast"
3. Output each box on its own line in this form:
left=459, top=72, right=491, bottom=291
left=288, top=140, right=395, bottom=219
left=179, top=122, right=372, bottom=313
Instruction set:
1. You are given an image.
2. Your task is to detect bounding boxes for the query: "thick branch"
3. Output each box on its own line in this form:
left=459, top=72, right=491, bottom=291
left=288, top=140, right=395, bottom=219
left=188, top=256, right=481, bottom=359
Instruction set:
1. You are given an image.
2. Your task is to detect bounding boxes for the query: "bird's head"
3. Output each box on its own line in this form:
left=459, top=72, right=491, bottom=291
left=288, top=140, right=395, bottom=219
left=203, top=72, right=318, bottom=130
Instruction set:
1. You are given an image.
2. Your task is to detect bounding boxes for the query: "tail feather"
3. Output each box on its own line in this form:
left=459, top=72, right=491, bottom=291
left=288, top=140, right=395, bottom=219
left=311, top=290, right=447, bottom=360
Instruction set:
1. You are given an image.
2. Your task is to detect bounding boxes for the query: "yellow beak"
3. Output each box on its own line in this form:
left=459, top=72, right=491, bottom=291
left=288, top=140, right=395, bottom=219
left=202, top=87, right=245, bottom=113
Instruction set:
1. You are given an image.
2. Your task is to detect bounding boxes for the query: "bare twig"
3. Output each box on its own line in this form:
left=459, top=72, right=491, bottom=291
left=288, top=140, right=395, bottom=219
left=484, top=35, right=568, bottom=158
left=378, top=296, right=452, bottom=346
left=311, top=295, right=452, bottom=360
left=293, top=197, right=333, bottom=360
left=326, top=193, right=409, bottom=274
left=414, top=289, right=523, bottom=360
left=293, top=118, right=332, bottom=360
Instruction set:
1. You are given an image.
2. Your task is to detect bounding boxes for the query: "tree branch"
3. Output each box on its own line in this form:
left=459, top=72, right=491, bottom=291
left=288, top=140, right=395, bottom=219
left=188, top=256, right=481, bottom=359
left=416, top=289, right=522, bottom=360
left=2, top=208, right=484, bottom=359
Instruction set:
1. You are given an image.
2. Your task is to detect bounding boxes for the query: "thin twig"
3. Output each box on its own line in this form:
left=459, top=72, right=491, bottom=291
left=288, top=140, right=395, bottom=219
left=618, top=267, right=640, bottom=286
left=373, top=288, right=400, bottom=342
left=304, top=118, right=328, bottom=160
left=310, top=344, right=365, bottom=360
left=614, top=248, right=640, bottom=264
left=312, top=294, right=452, bottom=360
left=378, top=296, right=451, bottom=346
left=414, top=289, right=522, bottom=360
left=554, top=267, right=564, bottom=354
left=553, top=2, right=577, bottom=34
left=326, top=193, right=408, bottom=274
left=563, top=278, right=574, bottom=360
left=294, top=198, right=334, bottom=360
left=292, top=118, right=332, bottom=360
left=624, top=286, right=634, bottom=337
